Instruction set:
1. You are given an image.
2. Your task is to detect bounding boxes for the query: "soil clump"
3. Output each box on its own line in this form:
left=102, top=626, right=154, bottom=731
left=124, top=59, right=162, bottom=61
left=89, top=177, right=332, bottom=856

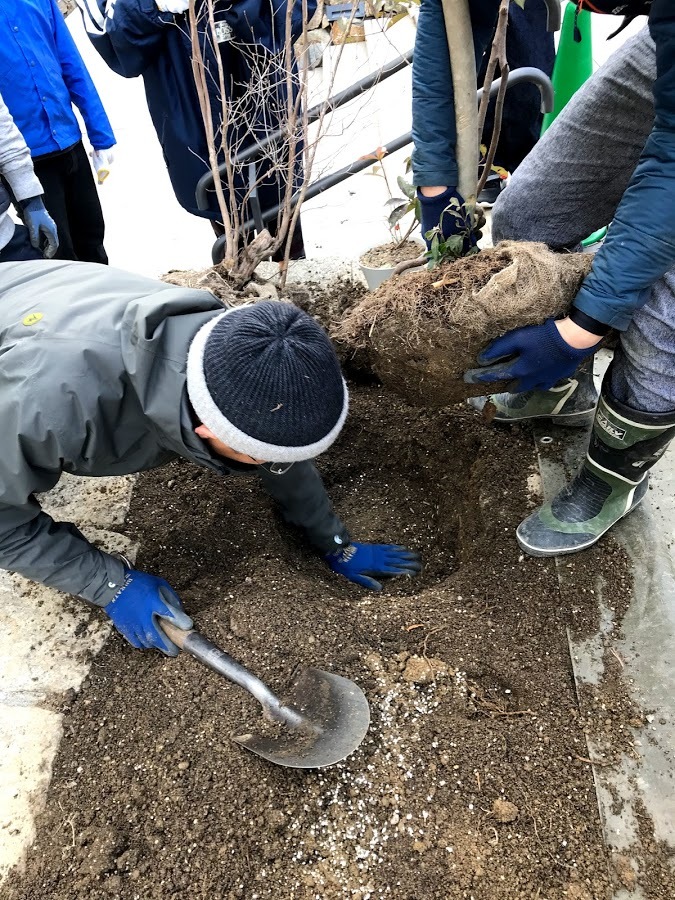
left=3, top=383, right=658, bottom=900
left=337, top=241, right=593, bottom=407
left=162, top=263, right=240, bottom=304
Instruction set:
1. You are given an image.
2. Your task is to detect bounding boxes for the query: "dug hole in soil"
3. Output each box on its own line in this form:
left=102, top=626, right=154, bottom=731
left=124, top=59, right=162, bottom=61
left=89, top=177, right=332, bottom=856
left=5, top=372, right=651, bottom=900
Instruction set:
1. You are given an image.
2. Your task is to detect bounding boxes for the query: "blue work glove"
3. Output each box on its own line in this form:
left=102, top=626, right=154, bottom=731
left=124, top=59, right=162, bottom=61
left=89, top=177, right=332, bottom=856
left=20, top=196, right=59, bottom=259
left=105, top=570, right=193, bottom=657
left=418, top=186, right=478, bottom=252
left=464, top=318, right=596, bottom=393
left=325, top=542, right=422, bottom=591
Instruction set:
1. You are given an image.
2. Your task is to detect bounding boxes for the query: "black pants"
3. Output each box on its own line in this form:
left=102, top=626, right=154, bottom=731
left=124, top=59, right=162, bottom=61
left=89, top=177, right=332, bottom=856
left=0, top=225, right=43, bottom=263
left=478, top=0, right=555, bottom=173
left=32, top=141, right=108, bottom=264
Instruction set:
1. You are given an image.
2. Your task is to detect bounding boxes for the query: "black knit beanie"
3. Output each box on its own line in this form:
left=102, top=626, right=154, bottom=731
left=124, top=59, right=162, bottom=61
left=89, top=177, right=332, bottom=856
left=186, top=301, right=349, bottom=462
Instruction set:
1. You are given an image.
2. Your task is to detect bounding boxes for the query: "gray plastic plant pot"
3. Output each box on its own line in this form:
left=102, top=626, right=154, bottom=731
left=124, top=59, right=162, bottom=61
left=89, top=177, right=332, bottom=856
left=360, top=262, right=397, bottom=291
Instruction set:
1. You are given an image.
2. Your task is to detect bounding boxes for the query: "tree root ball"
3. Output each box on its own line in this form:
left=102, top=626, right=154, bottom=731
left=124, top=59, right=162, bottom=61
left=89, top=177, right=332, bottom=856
left=334, top=242, right=593, bottom=408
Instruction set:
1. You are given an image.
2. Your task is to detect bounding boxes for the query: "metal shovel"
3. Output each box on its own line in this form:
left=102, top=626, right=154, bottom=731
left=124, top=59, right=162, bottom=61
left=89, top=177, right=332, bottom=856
left=161, top=621, right=370, bottom=769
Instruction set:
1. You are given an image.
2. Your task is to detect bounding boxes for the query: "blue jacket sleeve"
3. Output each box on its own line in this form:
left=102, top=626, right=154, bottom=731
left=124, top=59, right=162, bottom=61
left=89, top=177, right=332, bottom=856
left=77, top=0, right=174, bottom=79
left=411, top=0, right=500, bottom=188
left=412, top=0, right=459, bottom=187
left=573, top=0, right=675, bottom=330
left=49, top=0, right=116, bottom=150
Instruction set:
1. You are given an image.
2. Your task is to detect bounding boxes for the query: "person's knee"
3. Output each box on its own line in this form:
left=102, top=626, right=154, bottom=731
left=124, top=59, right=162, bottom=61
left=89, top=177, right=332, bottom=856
left=0, top=224, right=43, bottom=263
left=491, top=184, right=528, bottom=242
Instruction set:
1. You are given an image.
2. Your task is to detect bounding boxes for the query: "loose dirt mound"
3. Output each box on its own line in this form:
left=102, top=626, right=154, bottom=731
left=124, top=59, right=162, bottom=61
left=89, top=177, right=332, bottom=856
left=162, top=263, right=240, bottom=305
left=5, top=385, right=644, bottom=900
left=162, top=265, right=371, bottom=376
left=336, top=241, right=593, bottom=407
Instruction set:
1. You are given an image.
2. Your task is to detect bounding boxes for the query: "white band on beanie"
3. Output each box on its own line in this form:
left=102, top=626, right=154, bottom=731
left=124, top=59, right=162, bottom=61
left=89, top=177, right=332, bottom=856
left=186, top=311, right=349, bottom=463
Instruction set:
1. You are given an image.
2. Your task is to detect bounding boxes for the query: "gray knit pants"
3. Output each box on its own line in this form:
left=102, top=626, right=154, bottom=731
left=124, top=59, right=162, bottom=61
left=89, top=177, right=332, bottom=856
left=492, top=27, right=675, bottom=415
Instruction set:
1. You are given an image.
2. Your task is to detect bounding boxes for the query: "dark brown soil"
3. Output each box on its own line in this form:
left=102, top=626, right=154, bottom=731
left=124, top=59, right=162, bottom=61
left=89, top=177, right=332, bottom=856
left=360, top=241, right=424, bottom=268
left=629, top=798, right=675, bottom=897
left=3, top=386, right=650, bottom=900
left=286, top=278, right=375, bottom=382
left=286, top=278, right=367, bottom=330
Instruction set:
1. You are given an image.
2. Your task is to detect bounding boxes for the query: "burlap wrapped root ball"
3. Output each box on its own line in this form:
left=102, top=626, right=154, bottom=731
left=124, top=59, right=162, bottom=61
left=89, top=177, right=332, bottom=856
left=335, top=241, right=593, bottom=408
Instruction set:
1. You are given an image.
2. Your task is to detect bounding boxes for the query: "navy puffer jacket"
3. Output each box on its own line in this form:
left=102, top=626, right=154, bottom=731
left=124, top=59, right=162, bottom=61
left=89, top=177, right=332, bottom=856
left=78, top=0, right=315, bottom=218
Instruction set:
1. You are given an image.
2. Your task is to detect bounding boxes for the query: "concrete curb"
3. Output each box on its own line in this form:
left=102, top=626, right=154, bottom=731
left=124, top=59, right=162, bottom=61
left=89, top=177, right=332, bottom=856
left=0, top=475, right=136, bottom=882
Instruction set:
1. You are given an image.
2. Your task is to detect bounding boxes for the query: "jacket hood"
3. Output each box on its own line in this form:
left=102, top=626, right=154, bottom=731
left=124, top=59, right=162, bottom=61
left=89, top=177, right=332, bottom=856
left=118, top=286, right=228, bottom=468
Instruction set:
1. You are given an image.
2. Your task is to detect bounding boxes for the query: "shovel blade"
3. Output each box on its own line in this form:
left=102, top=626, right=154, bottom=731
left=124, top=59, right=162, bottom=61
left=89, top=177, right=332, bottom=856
left=233, top=668, right=370, bottom=769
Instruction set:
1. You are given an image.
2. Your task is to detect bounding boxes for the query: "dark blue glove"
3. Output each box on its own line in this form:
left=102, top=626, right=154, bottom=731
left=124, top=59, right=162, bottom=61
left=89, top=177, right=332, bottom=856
left=464, top=318, right=596, bottom=393
left=418, top=186, right=478, bottom=251
left=325, top=542, right=422, bottom=591
left=105, top=570, right=193, bottom=657
left=20, top=196, right=59, bottom=259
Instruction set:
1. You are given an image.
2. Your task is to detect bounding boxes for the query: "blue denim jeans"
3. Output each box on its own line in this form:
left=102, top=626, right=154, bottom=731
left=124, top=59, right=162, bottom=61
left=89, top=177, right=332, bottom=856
left=0, top=224, right=42, bottom=263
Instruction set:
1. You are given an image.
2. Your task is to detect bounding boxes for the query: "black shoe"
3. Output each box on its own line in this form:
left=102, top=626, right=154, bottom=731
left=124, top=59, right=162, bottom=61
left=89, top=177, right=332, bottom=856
left=478, top=172, right=507, bottom=208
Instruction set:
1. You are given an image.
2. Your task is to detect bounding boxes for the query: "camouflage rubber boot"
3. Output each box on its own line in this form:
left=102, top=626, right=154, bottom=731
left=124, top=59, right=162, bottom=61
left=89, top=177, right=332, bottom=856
left=517, top=385, right=675, bottom=558
left=469, top=357, right=598, bottom=427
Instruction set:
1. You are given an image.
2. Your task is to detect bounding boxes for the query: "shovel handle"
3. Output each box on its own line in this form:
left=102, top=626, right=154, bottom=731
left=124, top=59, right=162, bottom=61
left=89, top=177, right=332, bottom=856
left=159, top=619, right=304, bottom=729
left=160, top=619, right=193, bottom=650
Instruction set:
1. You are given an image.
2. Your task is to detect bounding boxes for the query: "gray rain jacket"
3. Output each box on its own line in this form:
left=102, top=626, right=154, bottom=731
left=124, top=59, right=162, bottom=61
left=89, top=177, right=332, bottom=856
left=0, top=261, right=349, bottom=607
left=0, top=92, right=43, bottom=252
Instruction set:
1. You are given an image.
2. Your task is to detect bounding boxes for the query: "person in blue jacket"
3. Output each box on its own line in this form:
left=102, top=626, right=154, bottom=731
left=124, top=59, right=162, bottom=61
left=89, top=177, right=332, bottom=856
left=0, top=0, right=115, bottom=264
left=462, top=2, right=675, bottom=559
left=77, top=0, right=309, bottom=261
left=412, top=0, right=554, bottom=232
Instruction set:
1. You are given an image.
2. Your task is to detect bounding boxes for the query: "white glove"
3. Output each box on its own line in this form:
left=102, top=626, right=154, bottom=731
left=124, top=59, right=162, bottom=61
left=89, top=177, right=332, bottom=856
left=91, top=147, right=115, bottom=185
left=155, top=0, right=190, bottom=12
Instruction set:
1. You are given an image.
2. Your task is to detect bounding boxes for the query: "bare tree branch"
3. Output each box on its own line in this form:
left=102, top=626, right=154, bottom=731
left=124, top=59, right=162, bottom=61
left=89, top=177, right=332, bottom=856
left=477, top=0, right=510, bottom=197
left=188, top=0, right=235, bottom=267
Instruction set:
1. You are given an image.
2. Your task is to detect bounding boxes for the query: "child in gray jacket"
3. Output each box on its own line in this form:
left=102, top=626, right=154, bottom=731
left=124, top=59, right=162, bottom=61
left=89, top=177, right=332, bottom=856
left=0, top=91, right=58, bottom=262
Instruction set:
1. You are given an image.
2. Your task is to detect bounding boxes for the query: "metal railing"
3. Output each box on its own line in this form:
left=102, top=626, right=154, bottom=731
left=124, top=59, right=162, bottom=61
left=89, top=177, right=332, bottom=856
left=195, top=48, right=415, bottom=215
left=198, top=40, right=557, bottom=264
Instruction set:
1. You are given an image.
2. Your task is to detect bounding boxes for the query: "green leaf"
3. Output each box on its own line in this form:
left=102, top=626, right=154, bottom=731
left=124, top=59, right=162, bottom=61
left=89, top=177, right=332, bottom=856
left=388, top=204, right=409, bottom=228
left=444, top=235, right=464, bottom=256
left=384, top=197, right=408, bottom=208
left=397, top=176, right=416, bottom=200
left=440, top=206, right=461, bottom=228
